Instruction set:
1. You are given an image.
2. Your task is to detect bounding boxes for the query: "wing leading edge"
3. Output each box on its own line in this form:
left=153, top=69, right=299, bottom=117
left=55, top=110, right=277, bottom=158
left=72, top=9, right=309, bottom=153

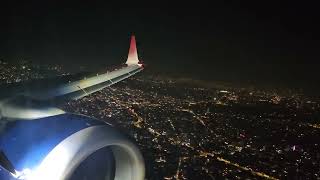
left=26, top=35, right=144, bottom=101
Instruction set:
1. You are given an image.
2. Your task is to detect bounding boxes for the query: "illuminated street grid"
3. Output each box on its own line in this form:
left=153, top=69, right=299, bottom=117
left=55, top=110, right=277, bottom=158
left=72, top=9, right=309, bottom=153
left=1, top=61, right=320, bottom=179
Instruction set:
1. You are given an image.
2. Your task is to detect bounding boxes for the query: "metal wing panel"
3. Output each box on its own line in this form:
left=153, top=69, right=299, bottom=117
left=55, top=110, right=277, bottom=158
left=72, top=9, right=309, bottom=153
left=24, top=64, right=143, bottom=101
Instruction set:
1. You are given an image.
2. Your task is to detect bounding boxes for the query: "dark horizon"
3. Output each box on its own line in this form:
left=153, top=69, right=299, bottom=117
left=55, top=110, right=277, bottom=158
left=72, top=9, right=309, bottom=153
left=0, top=2, right=319, bottom=92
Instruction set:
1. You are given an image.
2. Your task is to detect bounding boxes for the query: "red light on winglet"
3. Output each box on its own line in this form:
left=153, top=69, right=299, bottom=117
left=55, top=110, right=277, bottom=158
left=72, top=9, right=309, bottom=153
left=138, top=60, right=146, bottom=68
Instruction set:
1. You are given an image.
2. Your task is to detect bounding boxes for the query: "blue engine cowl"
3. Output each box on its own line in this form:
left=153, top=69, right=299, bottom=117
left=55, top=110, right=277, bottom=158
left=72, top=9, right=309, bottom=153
left=0, top=113, right=145, bottom=180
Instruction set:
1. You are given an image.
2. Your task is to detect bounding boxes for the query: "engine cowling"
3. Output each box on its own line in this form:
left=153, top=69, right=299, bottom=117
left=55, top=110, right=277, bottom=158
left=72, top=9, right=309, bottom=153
left=0, top=113, right=145, bottom=180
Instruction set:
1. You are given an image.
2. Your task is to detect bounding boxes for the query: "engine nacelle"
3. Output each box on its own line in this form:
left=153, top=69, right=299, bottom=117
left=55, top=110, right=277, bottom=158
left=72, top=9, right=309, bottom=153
left=0, top=113, right=145, bottom=180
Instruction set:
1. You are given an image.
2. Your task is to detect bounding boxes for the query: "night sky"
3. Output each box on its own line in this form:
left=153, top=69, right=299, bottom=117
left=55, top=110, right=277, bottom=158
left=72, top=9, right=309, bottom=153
left=0, top=2, right=319, bottom=91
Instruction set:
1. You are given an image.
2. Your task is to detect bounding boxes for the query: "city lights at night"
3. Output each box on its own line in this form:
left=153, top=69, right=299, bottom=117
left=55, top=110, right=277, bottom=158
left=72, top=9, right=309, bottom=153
left=0, top=2, right=319, bottom=180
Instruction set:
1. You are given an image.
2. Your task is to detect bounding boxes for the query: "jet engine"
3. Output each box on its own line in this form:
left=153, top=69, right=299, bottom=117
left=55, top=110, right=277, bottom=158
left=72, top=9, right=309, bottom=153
left=0, top=113, right=145, bottom=180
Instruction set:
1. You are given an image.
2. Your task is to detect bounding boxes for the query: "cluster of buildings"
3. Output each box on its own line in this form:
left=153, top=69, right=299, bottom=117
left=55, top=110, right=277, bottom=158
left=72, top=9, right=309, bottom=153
left=64, top=76, right=320, bottom=179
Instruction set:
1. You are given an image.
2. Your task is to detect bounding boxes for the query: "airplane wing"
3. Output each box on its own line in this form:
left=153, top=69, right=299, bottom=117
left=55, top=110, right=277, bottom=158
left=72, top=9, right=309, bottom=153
left=4, top=35, right=144, bottom=102
left=0, top=35, right=146, bottom=180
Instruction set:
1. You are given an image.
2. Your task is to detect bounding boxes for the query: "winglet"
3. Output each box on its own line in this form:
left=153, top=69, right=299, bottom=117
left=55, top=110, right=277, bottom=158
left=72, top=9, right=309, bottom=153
left=126, top=35, right=139, bottom=65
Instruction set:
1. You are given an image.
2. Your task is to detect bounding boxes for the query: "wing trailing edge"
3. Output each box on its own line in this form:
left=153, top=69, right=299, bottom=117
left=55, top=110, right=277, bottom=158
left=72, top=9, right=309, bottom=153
left=19, top=35, right=144, bottom=102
